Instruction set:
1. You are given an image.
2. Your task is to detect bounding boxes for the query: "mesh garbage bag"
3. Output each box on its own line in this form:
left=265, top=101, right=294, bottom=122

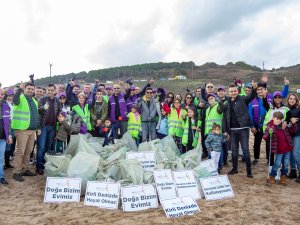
left=44, top=154, right=72, bottom=177
left=119, top=159, right=144, bottom=185
left=180, top=144, right=202, bottom=169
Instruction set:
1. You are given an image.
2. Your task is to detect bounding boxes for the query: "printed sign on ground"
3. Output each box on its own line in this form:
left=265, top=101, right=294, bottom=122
left=126, top=152, right=156, bottom=172
left=121, top=184, right=158, bottom=212
left=44, top=177, right=81, bottom=203
left=153, top=169, right=177, bottom=201
left=173, top=170, right=200, bottom=200
left=200, top=175, right=234, bottom=201
left=161, top=196, right=201, bottom=218
left=84, top=182, right=120, bottom=209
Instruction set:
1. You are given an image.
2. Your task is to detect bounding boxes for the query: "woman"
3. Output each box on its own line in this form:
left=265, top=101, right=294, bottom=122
left=162, top=92, right=174, bottom=114
left=165, top=98, right=187, bottom=153
left=72, top=92, right=95, bottom=134
left=183, top=93, right=195, bottom=112
left=285, top=93, right=300, bottom=181
left=4, top=89, right=14, bottom=169
left=90, top=89, right=108, bottom=137
left=58, top=92, right=72, bottom=124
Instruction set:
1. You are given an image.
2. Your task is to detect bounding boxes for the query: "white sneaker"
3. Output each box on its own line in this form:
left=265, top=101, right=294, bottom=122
left=29, top=159, right=34, bottom=165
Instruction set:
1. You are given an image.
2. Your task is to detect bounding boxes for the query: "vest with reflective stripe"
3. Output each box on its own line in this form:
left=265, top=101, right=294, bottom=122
left=205, top=103, right=223, bottom=135
left=263, top=106, right=289, bottom=132
left=11, top=94, right=38, bottom=130
left=127, top=112, right=141, bottom=139
left=182, top=119, right=202, bottom=147
left=168, top=108, right=187, bottom=137
left=72, top=104, right=92, bottom=131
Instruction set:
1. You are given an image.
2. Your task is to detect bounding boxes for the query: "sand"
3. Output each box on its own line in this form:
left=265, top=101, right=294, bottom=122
left=1, top=138, right=300, bottom=225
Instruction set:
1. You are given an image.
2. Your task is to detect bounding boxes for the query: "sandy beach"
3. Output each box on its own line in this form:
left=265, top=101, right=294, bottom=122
left=1, top=140, right=300, bottom=225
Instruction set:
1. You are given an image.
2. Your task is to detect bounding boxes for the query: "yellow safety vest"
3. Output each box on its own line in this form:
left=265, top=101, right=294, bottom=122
left=168, top=108, right=187, bottom=137
left=263, top=106, right=289, bottom=132
left=127, top=112, right=141, bottom=139
left=72, top=104, right=92, bottom=131
left=182, top=119, right=202, bottom=147
left=11, top=94, right=38, bottom=130
left=205, top=103, right=223, bottom=135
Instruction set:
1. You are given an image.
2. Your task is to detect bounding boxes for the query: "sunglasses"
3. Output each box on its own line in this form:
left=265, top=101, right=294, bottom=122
left=207, top=86, right=214, bottom=88
left=59, top=97, right=66, bottom=99
left=274, top=96, right=282, bottom=99
left=146, top=92, right=153, bottom=94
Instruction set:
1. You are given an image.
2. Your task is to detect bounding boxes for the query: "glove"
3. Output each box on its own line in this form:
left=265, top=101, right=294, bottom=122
left=44, top=102, right=49, bottom=110
left=118, top=116, right=123, bottom=121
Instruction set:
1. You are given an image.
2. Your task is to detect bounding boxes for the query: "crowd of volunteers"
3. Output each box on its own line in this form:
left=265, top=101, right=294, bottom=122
left=0, top=74, right=299, bottom=187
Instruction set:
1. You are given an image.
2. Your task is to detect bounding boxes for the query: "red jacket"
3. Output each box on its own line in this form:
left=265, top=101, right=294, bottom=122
left=263, top=120, right=297, bottom=154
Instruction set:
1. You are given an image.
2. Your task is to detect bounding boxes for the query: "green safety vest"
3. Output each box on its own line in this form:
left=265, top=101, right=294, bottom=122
left=193, top=97, right=202, bottom=120
left=127, top=112, right=141, bottom=139
left=182, top=119, right=202, bottom=147
left=262, top=106, right=289, bottom=132
left=168, top=108, right=187, bottom=138
left=103, top=95, right=109, bottom=103
left=72, top=104, right=92, bottom=131
left=205, top=103, right=223, bottom=135
left=11, top=94, right=38, bottom=130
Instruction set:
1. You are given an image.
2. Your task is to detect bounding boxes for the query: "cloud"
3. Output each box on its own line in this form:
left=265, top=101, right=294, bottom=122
left=176, top=0, right=282, bottom=44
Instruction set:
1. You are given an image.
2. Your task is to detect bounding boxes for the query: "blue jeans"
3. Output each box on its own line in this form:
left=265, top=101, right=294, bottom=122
left=141, top=122, right=156, bottom=142
left=270, top=152, right=290, bottom=176
left=37, top=125, right=54, bottom=170
left=230, top=128, right=252, bottom=174
left=0, top=139, right=7, bottom=178
left=292, top=135, right=300, bottom=172
left=112, top=121, right=128, bottom=139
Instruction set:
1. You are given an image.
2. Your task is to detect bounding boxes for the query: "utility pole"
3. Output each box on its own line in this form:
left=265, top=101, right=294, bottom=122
left=49, top=62, right=53, bottom=83
left=191, top=62, right=194, bottom=80
left=262, top=61, right=265, bottom=71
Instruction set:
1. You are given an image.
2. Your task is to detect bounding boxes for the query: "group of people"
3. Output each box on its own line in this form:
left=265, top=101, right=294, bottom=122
left=0, top=74, right=299, bottom=187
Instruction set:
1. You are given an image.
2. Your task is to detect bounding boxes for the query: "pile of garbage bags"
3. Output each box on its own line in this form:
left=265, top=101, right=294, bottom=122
left=45, top=132, right=213, bottom=192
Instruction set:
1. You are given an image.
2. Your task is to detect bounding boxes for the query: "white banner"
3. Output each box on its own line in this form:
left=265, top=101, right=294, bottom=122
left=153, top=169, right=177, bottom=201
left=161, top=196, right=200, bottom=218
left=173, top=170, right=200, bottom=200
left=44, top=177, right=81, bottom=203
left=84, top=182, right=120, bottom=209
left=126, top=152, right=156, bottom=172
left=200, top=175, right=234, bottom=201
left=121, top=184, right=158, bottom=212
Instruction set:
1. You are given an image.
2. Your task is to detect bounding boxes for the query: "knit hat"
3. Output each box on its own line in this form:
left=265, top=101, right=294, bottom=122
left=6, top=89, right=14, bottom=96
left=59, top=111, right=67, bottom=118
left=273, top=91, right=282, bottom=98
left=206, top=93, right=216, bottom=100
left=58, top=92, right=66, bottom=98
left=106, top=86, right=113, bottom=90
left=217, top=86, right=225, bottom=91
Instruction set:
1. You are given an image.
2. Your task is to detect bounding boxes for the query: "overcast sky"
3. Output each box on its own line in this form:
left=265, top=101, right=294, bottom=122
left=1, top=0, right=299, bottom=86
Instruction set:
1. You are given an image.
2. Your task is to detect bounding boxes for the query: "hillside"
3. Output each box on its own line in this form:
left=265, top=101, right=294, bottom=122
left=34, top=61, right=300, bottom=93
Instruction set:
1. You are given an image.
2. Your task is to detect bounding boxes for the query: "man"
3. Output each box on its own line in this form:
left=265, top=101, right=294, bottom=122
left=66, top=80, right=80, bottom=108
left=56, top=84, right=66, bottom=97
left=83, top=83, right=93, bottom=104
left=12, top=82, right=40, bottom=182
left=136, top=87, right=157, bottom=142
left=37, top=84, right=61, bottom=175
left=106, top=86, right=113, bottom=97
left=223, top=81, right=257, bottom=178
left=35, top=86, right=44, bottom=100
left=108, top=84, right=128, bottom=138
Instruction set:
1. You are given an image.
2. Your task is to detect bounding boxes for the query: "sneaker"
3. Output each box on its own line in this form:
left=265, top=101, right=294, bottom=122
left=36, top=169, right=44, bottom=176
left=0, top=178, right=8, bottom=185
left=241, top=158, right=245, bottom=163
left=287, top=169, right=297, bottom=179
left=13, top=173, right=24, bottom=182
left=247, top=173, right=253, bottom=178
left=4, top=164, right=14, bottom=169
left=228, top=169, right=238, bottom=175
left=21, top=170, right=37, bottom=176
left=9, top=156, right=14, bottom=161
left=29, top=159, right=34, bottom=165
left=252, top=159, right=259, bottom=166
left=295, top=177, right=300, bottom=183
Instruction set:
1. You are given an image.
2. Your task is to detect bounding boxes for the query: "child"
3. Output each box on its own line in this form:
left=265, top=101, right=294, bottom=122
left=99, top=118, right=114, bottom=147
left=55, top=112, right=72, bottom=154
left=127, top=105, right=141, bottom=146
left=205, top=123, right=226, bottom=172
left=263, top=111, right=297, bottom=185
left=182, top=107, right=201, bottom=153
left=157, top=108, right=168, bottom=139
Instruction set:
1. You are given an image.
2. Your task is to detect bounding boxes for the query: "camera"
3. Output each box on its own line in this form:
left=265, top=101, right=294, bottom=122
left=125, top=79, right=133, bottom=86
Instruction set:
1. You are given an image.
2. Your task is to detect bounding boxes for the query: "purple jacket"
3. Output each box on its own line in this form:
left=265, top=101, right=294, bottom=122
left=1, top=101, right=11, bottom=141
left=109, top=94, right=127, bottom=123
left=250, top=94, right=272, bottom=126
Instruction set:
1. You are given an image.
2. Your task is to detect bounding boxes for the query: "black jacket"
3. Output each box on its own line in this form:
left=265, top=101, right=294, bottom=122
left=222, top=89, right=256, bottom=133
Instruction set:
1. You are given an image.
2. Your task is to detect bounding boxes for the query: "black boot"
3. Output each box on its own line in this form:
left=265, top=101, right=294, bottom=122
left=287, top=169, right=297, bottom=179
